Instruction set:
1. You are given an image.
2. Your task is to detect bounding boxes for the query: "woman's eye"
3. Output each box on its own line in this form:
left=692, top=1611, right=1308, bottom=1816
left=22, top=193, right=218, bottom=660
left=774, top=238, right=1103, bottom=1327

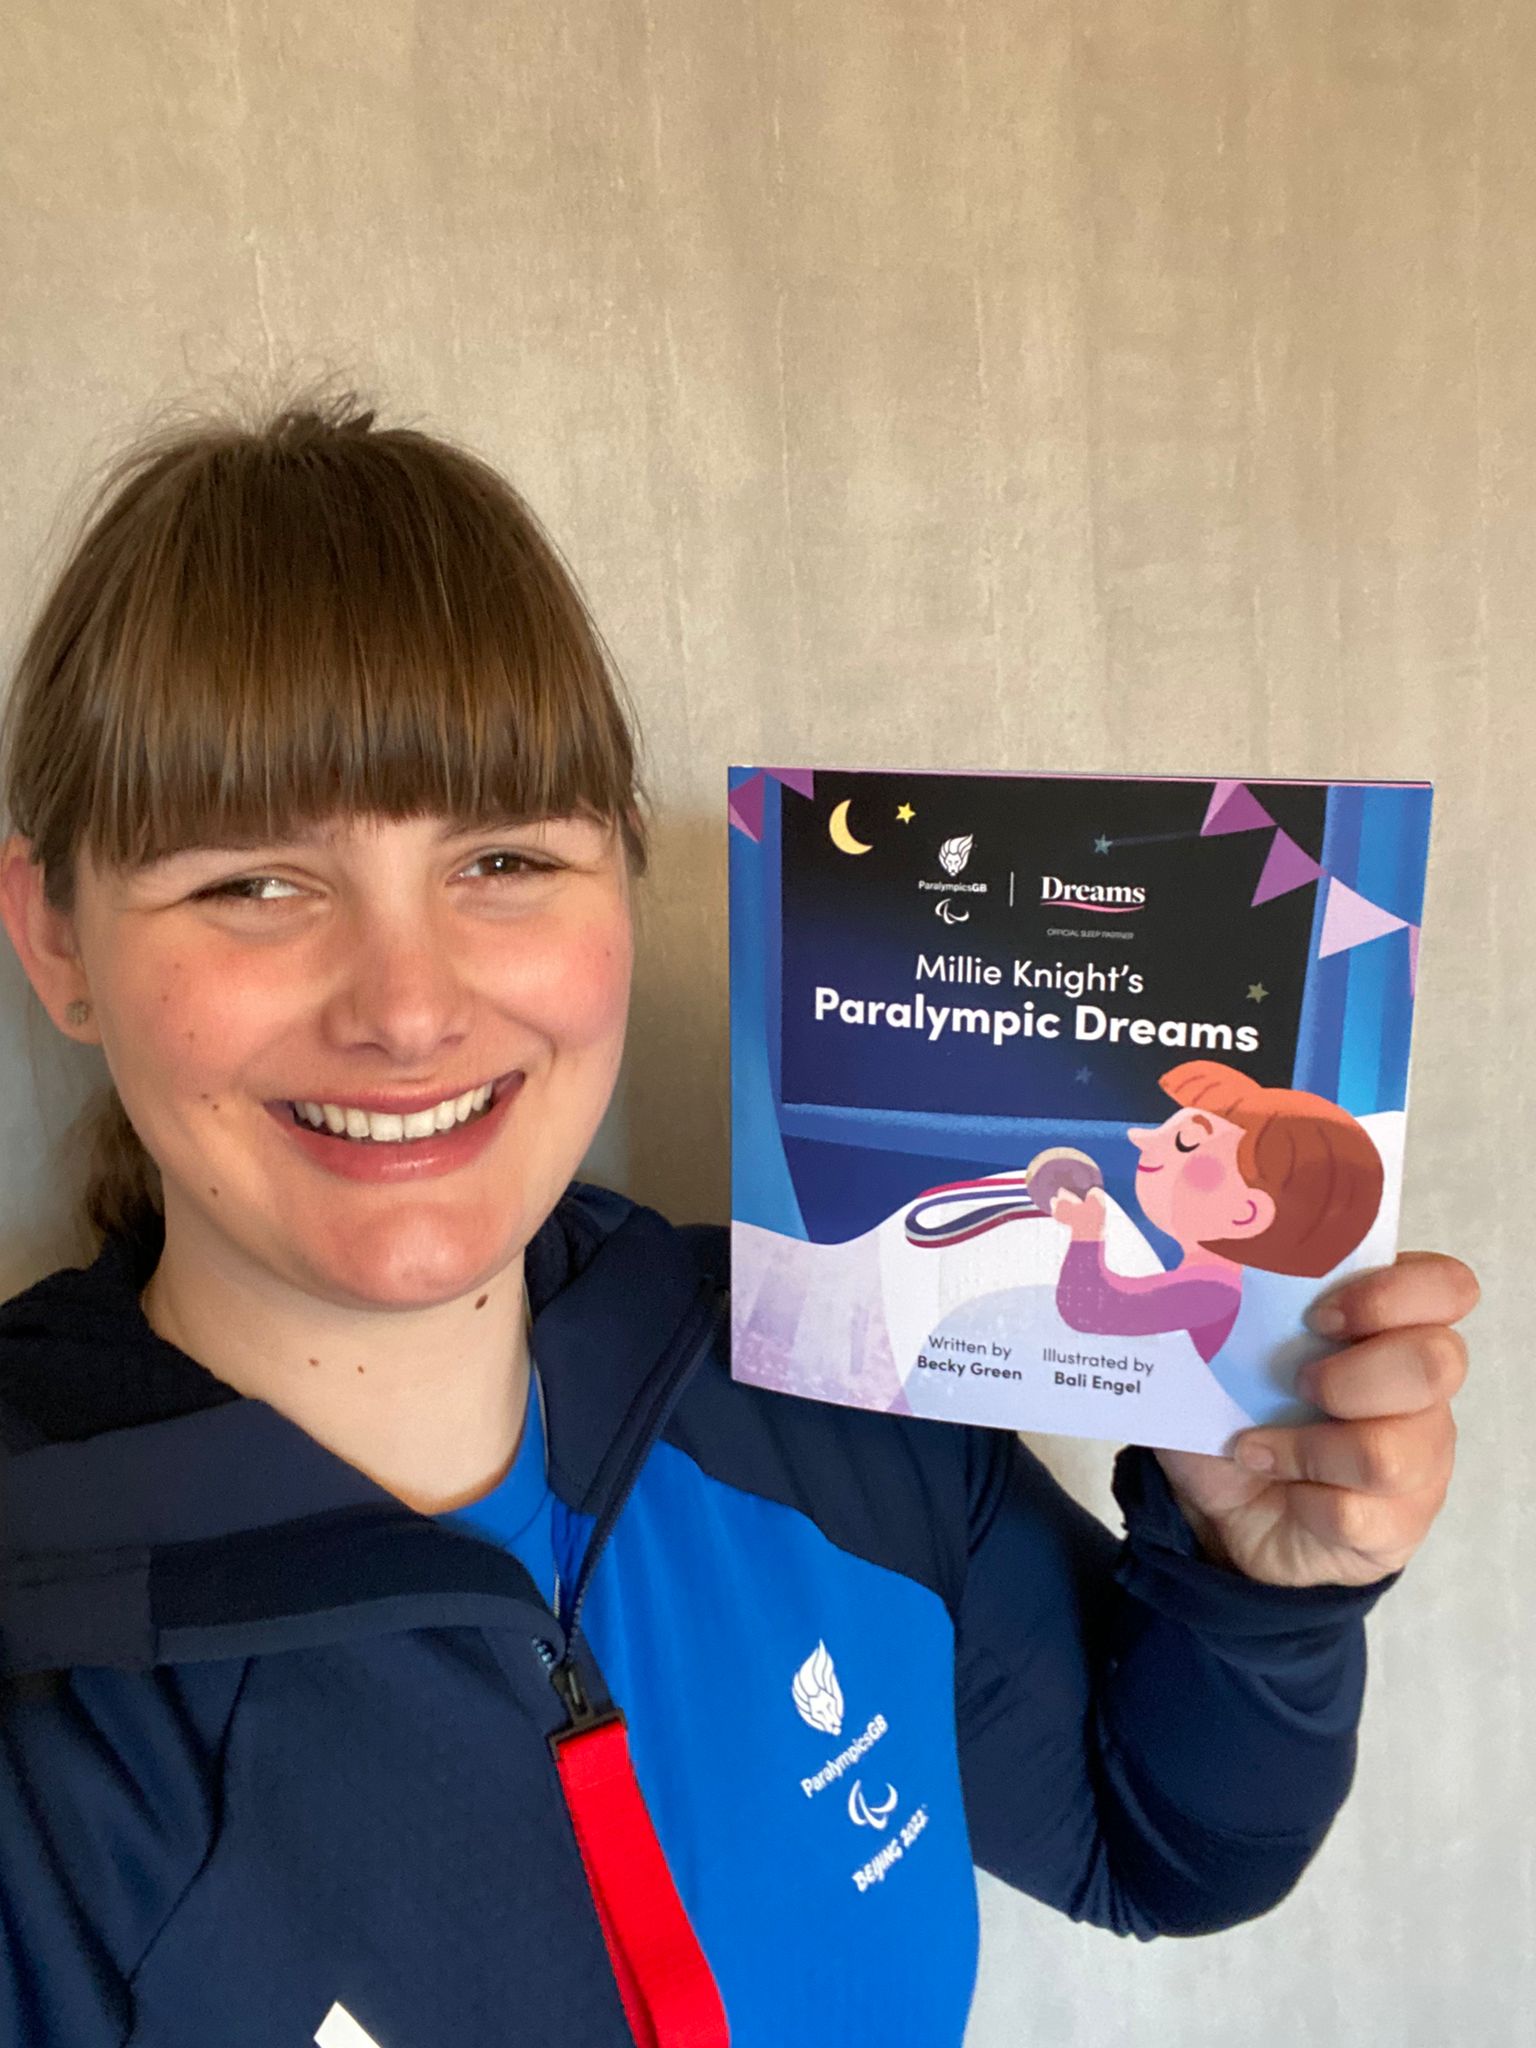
left=197, top=851, right=556, bottom=904
left=198, top=876, right=300, bottom=904
left=1174, top=1132, right=1200, bottom=1154
left=465, top=850, right=559, bottom=882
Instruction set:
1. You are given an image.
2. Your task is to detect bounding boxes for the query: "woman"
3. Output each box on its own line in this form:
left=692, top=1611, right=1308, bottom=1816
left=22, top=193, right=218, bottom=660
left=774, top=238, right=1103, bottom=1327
left=0, top=398, right=1475, bottom=2048
left=1052, top=1059, right=1386, bottom=1363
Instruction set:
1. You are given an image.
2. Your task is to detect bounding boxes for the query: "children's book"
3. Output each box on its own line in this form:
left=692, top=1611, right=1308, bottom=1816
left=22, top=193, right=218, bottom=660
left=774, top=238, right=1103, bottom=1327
left=727, top=766, right=1431, bottom=1455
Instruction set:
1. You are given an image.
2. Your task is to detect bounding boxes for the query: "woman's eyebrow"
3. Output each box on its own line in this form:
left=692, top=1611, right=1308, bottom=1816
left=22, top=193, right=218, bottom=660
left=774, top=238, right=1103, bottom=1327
left=1186, top=1114, right=1215, bottom=1134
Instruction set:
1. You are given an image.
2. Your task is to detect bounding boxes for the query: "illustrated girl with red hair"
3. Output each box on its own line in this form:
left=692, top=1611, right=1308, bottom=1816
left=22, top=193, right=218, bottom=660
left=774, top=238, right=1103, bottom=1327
left=1050, top=1061, right=1385, bottom=1363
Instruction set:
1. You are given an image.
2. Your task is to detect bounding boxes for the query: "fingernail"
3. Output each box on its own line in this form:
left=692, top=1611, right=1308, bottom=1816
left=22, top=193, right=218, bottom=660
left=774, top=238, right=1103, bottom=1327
left=1311, top=1305, right=1347, bottom=1337
left=1236, top=1440, right=1276, bottom=1473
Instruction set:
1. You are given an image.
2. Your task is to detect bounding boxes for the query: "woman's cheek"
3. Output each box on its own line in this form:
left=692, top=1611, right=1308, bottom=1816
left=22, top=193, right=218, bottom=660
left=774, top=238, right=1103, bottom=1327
left=526, top=917, right=632, bottom=1043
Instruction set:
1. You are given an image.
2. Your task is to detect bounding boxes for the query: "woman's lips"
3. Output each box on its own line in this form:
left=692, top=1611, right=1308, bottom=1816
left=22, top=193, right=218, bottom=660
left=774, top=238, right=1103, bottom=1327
left=1136, top=1162, right=1164, bottom=1173
left=264, top=1068, right=522, bottom=1117
left=262, top=1072, right=525, bottom=1183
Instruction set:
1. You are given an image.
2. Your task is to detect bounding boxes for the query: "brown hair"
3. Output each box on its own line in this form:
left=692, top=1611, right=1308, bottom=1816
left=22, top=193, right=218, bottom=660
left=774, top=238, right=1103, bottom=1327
left=1158, top=1060, right=1384, bottom=1278
left=0, top=392, right=651, bottom=1256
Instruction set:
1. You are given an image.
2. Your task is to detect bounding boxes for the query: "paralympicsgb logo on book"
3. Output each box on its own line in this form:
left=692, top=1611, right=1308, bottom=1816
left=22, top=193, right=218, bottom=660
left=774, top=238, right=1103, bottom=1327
left=938, top=833, right=974, bottom=878
left=792, top=1640, right=845, bottom=1735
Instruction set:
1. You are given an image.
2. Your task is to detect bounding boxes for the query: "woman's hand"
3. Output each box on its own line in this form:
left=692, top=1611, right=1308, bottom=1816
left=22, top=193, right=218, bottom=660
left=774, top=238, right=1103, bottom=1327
left=1153, top=1251, right=1478, bottom=1589
left=1051, top=1187, right=1107, bottom=1242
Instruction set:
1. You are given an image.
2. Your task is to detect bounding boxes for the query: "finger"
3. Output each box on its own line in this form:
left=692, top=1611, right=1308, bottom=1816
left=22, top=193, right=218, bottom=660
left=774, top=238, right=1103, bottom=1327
left=1311, top=1252, right=1481, bottom=1338
left=1298, top=1323, right=1469, bottom=1419
left=1235, top=1404, right=1456, bottom=1496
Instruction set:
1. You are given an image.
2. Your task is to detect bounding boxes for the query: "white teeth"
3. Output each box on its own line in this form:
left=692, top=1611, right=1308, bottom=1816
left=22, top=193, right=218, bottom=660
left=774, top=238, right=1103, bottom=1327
left=290, top=1082, right=496, bottom=1144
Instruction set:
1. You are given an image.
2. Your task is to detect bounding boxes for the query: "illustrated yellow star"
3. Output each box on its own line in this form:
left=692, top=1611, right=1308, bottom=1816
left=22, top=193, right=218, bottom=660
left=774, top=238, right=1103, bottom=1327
left=896, top=803, right=915, bottom=823
left=1247, top=983, right=1269, bottom=1003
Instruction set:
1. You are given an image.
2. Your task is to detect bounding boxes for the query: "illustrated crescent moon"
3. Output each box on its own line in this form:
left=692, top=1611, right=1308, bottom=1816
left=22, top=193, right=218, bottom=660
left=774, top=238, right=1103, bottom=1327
left=828, top=799, right=873, bottom=855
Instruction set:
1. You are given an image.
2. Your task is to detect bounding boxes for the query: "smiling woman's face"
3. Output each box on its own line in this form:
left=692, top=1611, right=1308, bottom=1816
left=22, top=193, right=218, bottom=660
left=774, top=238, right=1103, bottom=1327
left=3, top=809, right=634, bottom=1311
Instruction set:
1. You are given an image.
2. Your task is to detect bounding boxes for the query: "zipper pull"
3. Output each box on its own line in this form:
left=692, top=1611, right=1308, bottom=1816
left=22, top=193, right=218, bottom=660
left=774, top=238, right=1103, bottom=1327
left=541, top=1643, right=625, bottom=1752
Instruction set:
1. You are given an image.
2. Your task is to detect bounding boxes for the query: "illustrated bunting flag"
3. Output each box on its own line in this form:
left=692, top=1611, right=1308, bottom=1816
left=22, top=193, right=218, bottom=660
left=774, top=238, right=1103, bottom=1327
left=1252, top=830, right=1323, bottom=907
left=1201, top=780, right=1277, bottom=838
left=1318, top=876, right=1409, bottom=958
left=729, top=767, right=815, bottom=841
left=728, top=771, right=767, bottom=841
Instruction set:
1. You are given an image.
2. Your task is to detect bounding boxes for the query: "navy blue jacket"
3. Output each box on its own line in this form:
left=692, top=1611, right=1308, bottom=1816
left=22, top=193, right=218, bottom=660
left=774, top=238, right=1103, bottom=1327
left=0, top=1181, right=1394, bottom=2046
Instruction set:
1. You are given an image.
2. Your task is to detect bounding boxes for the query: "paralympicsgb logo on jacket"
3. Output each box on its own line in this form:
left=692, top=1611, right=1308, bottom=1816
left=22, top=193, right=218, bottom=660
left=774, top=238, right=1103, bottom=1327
left=791, top=1641, right=891, bottom=1805
left=791, top=1640, right=844, bottom=1735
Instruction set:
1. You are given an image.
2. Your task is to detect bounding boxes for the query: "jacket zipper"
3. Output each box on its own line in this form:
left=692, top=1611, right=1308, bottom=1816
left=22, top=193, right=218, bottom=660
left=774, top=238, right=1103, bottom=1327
left=532, top=1279, right=727, bottom=1737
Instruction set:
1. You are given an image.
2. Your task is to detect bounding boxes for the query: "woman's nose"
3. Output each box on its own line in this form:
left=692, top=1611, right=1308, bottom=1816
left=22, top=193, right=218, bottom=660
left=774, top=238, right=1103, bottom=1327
left=1127, top=1126, right=1152, bottom=1151
left=333, top=924, right=474, bottom=1057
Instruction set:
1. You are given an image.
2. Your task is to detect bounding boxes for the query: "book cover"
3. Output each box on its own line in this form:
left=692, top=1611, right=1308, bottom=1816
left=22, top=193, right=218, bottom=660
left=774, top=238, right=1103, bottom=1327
left=727, top=766, right=1432, bottom=1456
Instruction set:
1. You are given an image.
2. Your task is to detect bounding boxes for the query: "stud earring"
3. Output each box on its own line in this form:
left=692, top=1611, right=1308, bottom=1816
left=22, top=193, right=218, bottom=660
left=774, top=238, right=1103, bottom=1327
left=65, top=999, right=92, bottom=1027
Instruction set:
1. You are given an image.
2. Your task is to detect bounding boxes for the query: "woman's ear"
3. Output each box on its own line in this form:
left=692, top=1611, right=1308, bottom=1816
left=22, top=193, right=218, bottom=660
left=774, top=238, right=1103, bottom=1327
left=1227, top=1186, right=1277, bottom=1239
left=0, top=833, right=95, bottom=1039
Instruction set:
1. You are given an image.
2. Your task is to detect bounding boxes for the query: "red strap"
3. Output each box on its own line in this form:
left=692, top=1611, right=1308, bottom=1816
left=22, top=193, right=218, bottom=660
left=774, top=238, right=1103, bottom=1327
left=552, top=1714, right=731, bottom=2046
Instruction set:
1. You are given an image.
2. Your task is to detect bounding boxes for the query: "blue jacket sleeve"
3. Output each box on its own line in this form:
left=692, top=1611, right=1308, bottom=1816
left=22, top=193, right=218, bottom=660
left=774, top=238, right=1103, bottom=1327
left=953, top=1435, right=1399, bottom=1938
left=0, top=1662, right=246, bottom=2042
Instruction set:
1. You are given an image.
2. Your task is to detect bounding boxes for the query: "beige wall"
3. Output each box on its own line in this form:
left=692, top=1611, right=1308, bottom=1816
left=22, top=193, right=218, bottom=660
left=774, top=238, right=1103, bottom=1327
left=2, top=5, right=1531, bottom=2042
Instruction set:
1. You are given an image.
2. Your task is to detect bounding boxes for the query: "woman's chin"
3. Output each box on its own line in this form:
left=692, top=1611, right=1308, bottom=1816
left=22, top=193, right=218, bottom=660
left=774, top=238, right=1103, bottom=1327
left=290, top=1211, right=521, bottom=1311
